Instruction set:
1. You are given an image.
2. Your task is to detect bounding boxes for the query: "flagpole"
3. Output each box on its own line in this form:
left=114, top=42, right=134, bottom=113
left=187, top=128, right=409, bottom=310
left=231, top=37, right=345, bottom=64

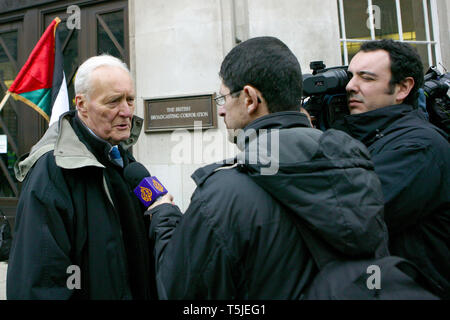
left=0, top=92, right=11, bottom=113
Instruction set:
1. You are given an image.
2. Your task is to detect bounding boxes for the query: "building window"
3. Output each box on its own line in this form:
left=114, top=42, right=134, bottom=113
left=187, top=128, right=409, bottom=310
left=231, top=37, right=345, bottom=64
left=0, top=28, right=19, bottom=198
left=337, top=0, right=442, bottom=70
left=97, top=9, right=126, bottom=59
left=44, top=1, right=128, bottom=108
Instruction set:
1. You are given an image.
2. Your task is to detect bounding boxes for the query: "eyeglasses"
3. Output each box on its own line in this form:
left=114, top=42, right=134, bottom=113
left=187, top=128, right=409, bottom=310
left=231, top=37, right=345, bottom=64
left=214, top=90, right=242, bottom=106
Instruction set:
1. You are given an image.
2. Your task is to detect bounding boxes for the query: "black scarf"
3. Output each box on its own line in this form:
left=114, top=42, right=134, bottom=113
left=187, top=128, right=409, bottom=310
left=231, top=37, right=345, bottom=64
left=71, top=113, right=153, bottom=299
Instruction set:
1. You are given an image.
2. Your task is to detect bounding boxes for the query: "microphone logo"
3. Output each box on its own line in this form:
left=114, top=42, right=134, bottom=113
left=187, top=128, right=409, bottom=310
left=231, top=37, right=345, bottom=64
left=140, top=186, right=153, bottom=202
left=132, top=175, right=168, bottom=207
left=152, top=179, right=164, bottom=192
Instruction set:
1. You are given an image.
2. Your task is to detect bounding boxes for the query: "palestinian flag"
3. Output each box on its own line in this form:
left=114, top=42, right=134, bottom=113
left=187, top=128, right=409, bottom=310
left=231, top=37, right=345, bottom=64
left=7, top=17, right=69, bottom=125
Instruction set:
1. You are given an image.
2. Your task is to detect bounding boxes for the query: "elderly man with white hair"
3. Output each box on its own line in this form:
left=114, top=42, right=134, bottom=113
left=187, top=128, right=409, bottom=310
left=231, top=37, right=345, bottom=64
left=7, top=55, right=153, bottom=300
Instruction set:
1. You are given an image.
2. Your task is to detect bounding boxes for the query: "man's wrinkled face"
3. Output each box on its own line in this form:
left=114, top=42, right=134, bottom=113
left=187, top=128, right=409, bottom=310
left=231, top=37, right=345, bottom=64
left=346, top=49, right=399, bottom=114
left=77, top=66, right=135, bottom=145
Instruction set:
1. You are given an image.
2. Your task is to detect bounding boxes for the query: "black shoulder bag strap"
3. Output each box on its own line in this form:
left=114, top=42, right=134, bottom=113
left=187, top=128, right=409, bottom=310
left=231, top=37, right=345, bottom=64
left=290, top=210, right=444, bottom=298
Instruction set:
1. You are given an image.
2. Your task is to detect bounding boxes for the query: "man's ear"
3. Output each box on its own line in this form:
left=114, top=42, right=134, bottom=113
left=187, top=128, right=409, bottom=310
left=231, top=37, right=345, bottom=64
left=395, top=77, right=415, bottom=103
left=243, top=85, right=262, bottom=115
left=75, top=94, right=88, bottom=116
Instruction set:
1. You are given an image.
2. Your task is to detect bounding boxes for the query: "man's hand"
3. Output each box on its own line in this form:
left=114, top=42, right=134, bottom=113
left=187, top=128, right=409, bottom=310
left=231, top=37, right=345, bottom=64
left=147, top=193, right=174, bottom=211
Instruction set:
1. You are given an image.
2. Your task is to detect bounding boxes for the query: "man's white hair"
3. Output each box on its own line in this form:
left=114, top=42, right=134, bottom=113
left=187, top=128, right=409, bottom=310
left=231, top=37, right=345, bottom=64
left=74, top=54, right=130, bottom=96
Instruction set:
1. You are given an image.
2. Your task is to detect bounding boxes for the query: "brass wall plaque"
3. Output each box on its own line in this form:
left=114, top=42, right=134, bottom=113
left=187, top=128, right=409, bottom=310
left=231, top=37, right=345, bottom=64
left=144, top=94, right=217, bottom=132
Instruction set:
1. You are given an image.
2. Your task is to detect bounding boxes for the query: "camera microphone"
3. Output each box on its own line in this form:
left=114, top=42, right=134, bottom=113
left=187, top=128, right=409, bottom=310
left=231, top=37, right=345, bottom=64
left=124, top=162, right=168, bottom=209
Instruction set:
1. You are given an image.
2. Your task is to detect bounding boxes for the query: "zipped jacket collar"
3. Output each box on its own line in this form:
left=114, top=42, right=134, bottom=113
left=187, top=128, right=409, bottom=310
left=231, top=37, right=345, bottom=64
left=342, top=104, right=417, bottom=146
left=15, top=111, right=143, bottom=182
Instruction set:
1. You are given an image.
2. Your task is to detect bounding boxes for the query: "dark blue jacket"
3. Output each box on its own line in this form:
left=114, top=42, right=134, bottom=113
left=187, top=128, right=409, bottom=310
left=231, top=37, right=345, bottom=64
left=149, top=112, right=388, bottom=299
left=343, top=104, right=450, bottom=298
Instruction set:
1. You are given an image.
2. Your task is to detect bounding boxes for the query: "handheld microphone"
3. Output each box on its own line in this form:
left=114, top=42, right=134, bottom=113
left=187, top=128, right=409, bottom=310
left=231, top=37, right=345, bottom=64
left=124, top=162, right=168, bottom=208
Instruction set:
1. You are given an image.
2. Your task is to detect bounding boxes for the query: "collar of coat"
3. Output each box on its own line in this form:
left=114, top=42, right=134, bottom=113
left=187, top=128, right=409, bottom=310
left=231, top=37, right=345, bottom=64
left=341, top=103, right=418, bottom=146
left=235, top=111, right=312, bottom=150
left=14, top=111, right=143, bottom=182
left=192, top=111, right=319, bottom=185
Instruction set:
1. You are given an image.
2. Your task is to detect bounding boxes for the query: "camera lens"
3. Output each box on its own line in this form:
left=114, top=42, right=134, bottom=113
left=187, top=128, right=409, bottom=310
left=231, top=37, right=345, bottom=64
left=303, top=68, right=349, bottom=96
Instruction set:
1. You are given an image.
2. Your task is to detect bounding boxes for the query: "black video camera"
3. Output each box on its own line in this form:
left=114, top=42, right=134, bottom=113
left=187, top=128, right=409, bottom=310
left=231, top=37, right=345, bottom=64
left=423, top=66, right=449, bottom=100
left=302, top=61, right=349, bottom=130
left=422, top=66, right=450, bottom=134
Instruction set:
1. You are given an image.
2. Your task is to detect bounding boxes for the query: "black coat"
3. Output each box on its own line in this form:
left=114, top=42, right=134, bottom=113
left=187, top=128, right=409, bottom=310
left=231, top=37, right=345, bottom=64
left=7, top=112, right=152, bottom=299
left=149, top=112, right=388, bottom=299
left=343, top=104, right=450, bottom=298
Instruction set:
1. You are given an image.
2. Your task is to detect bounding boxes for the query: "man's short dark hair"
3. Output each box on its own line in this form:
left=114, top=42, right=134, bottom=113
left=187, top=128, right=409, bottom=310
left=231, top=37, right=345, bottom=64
left=219, top=36, right=303, bottom=113
left=360, top=39, right=424, bottom=107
